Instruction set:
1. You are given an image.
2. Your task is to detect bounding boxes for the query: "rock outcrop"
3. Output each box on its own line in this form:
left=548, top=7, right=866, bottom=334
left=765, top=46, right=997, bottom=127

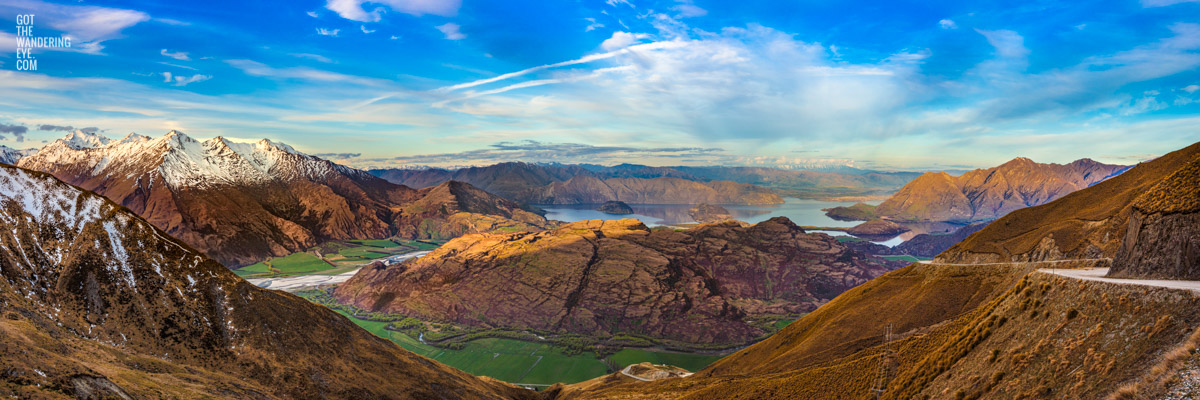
left=688, top=203, right=733, bottom=223
left=1109, top=153, right=1200, bottom=279
left=335, top=217, right=893, bottom=345
left=892, top=222, right=988, bottom=258
left=846, top=219, right=909, bottom=237
left=596, top=200, right=634, bottom=214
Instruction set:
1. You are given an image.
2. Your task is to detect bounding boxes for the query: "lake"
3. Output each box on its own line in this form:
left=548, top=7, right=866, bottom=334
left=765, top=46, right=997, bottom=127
left=535, top=198, right=944, bottom=246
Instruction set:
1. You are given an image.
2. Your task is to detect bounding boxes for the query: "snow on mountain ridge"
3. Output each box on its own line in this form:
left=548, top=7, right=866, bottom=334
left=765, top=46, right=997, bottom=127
left=0, top=145, right=38, bottom=165
left=19, top=130, right=353, bottom=189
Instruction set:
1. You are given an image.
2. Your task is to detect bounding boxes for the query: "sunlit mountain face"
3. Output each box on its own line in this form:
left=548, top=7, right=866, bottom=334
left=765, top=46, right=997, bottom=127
left=2, top=0, right=1200, bottom=399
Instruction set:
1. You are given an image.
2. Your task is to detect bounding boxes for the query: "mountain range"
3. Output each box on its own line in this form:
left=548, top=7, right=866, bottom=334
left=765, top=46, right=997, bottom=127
left=334, top=217, right=897, bottom=345
left=372, top=162, right=786, bottom=205
left=0, top=164, right=529, bottom=399
left=18, top=131, right=549, bottom=267
left=825, top=157, right=1127, bottom=223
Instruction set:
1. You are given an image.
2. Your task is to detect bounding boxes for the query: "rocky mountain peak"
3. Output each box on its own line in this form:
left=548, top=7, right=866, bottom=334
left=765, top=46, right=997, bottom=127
left=59, top=129, right=112, bottom=150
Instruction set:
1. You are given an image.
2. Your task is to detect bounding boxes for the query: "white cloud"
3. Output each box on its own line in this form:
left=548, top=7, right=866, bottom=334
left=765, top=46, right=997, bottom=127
left=606, top=0, right=634, bottom=7
left=976, top=29, right=1029, bottom=59
left=162, top=72, right=210, bottom=87
left=390, top=35, right=401, bottom=40
left=436, top=23, right=465, bottom=40
left=290, top=53, right=334, bottom=63
left=601, top=31, right=648, bottom=51
left=0, top=0, right=150, bottom=55
left=939, top=19, right=958, bottom=29
left=307, top=10, right=319, bottom=18
left=226, top=59, right=391, bottom=86
left=673, top=2, right=707, bottom=18
left=361, top=25, right=376, bottom=34
left=160, top=49, right=190, bottom=61
left=316, top=27, right=340, bottom=36
left=1184, top=84, right=1200, bottom=93
left=585, top=17, right=605, bottom=32
left=325, top=0, right=461, bottom=22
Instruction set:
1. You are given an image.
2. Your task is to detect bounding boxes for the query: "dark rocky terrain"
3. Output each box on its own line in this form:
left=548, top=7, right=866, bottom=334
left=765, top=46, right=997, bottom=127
left=596, top=200, right=634, bottom=214
left=335, top=217, right=895, bottom=345
left=0, top=164, right=530, bottom=399
left=891, top=222, right=988, bottom=258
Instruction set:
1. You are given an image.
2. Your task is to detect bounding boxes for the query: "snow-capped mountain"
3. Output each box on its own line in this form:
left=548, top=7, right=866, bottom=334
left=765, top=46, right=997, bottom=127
left=21, top=129, right=371, bottom=190
left=0, top=164, right=528, bottom=398
left=17, top=130, right=548, bottom=267
left=0, top=144, right=38, bottom=165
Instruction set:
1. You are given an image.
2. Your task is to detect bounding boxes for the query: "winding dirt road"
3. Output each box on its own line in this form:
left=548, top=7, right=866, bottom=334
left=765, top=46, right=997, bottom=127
left=1039, top=267, right=1200, bottom=293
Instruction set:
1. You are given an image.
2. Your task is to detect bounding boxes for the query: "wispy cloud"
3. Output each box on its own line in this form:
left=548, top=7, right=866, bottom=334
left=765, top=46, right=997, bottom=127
left=160, top=48, right=190, bottom=61
left=939, top=19, right=958, bottom=29
left=162, top=72, right=211, bottom=86
left=436, top=23, right=465, bottom=40
left=325, top=0, right=461, bottom=22
left=316, top=27, right=341, bottom=36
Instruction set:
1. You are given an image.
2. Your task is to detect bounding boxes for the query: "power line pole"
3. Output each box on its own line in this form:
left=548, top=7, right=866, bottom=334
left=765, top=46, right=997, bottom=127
left=870, top=323, right=894, bottom=399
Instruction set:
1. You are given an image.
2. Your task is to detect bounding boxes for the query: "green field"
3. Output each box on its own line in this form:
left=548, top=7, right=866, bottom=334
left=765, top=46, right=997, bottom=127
left=234, top=252, right=331, bottom=278
left=608, top=349, right=722, bottom=372
left=234, top=238, right=426, bottom=278
left=773, top=319, right=795, bottom=331
left=337, top=247, right=392, bottom=260
left=346, top=239, right=403, bottom=248
left=834, top=235, right=869, bottom=243
left=308, top=299, right=727, bottom=385
left=319, top=307, right=609, bottom=385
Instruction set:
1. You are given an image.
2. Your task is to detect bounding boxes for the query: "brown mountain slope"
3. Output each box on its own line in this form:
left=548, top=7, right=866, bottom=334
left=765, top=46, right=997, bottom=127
left=549, top=260, right=1198, bottom=399
left=1109, top=151, right=1200, bottom=278
left=829, top=158, right=1126, bottom=223
left=334, top=217, right=894, bottom=345
left=0, top=165, right=530, bottom=399
left=939, top=142, right=1200, bottom=263
left=18, top=131, right=548, bottom=267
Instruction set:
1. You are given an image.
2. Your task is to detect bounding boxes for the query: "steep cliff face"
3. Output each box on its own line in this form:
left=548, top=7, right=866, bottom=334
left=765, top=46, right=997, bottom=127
left=1109, top=154, right=1200, bottom=279
left=844, top=158, right=1127, bottom=223
left=0, top=165, right=529, bottom=399
left=18, top=131, right=548, bottom=267
left=335, top=217, right=893, bottom=344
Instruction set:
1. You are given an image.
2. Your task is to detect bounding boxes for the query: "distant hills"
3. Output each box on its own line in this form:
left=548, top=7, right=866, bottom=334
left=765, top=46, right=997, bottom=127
left=18, top=130, right=549, bottom=267
left=0, top=164, right=529, bottom=399
left=371, top=162, right=919, bottom=204
left=826, top=157, right=1127, bottom=223
left=335, top=217, right=897, bottom=345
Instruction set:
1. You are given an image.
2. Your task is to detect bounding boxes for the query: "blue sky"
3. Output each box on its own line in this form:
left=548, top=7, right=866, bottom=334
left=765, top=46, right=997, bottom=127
left=1, top=0, right=1199, bottom=170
